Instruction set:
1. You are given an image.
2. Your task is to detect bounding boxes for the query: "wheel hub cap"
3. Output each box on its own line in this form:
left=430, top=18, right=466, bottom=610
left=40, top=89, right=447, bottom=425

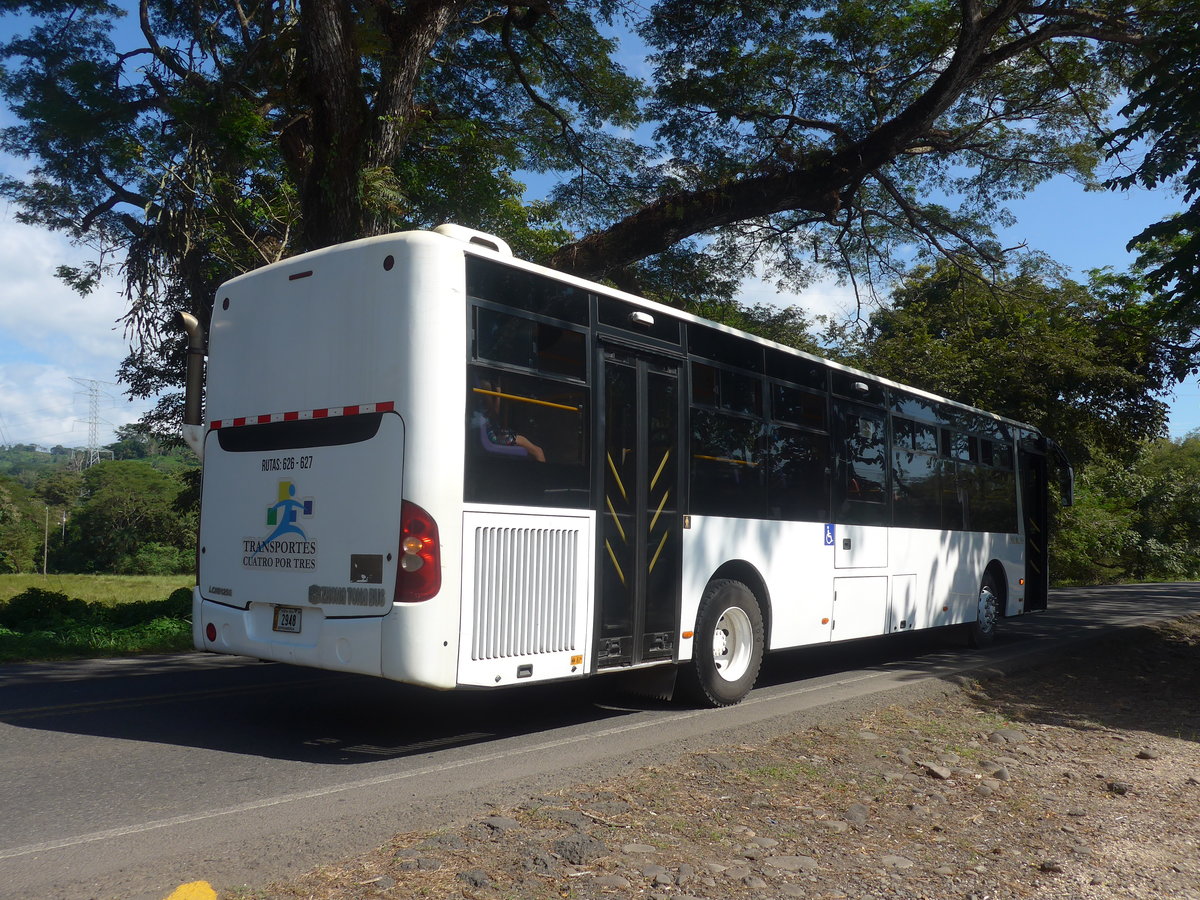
left=712, top=606, right=753, bottom=682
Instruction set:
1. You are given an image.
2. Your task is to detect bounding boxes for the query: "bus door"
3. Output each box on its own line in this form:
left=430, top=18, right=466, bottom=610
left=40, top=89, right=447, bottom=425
left=595, top=345, right=682, bottom=669
left=1019, top=444, right=1049, bottom=611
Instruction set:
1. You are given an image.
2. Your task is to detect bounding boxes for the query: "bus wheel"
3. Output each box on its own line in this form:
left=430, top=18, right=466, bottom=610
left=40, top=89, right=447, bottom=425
left=967, top=571, right=1000, bottom=648
left=680, top=579, right=764, bottom=707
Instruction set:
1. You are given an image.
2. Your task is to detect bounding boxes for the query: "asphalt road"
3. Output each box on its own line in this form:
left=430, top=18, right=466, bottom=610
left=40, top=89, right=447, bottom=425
left=1, top=583, right=1196, bottom=900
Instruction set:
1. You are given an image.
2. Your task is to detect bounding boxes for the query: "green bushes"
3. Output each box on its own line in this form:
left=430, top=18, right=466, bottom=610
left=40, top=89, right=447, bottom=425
left=0, top=586, right=193, bottom=662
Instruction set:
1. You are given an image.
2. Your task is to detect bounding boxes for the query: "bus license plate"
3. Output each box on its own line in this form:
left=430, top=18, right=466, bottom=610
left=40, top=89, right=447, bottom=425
left=273, top=606, right=302, bottom=633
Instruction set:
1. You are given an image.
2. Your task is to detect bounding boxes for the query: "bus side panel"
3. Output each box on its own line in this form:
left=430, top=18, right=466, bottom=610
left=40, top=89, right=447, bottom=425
left=379, top=236, right=472, bottom=690
left=1001, top=536, right=1028, bottom=616
left=679, top=517, right=835, bottom=660
left=885, top=528, right=1017, bottom=629
left=679, top=519, right=1024, bottom=659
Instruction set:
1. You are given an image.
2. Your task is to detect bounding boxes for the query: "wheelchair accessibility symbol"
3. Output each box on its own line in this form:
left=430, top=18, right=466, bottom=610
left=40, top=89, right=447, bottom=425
left=824, top=523, right=835, bottom=547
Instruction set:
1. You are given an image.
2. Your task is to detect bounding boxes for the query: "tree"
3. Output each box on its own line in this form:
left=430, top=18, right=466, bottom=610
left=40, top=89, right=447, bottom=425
left=1105, top=14, right=1200, bottom=372
left=1130, top=431, right=1200, bottom=577
left=0, top=1, right=1177, bottom=427
left=550, top=1, right=1153, bottom=281
left=35, top=470, right=83, bottom=508
left=1, top=0, right=642, bottom=428
left=832, top=259, right=1177, bottom=465
left=55, top=461, right=194, bottom=573
left=1054, top=434, right=1200, bottom=584
left=0, top=476, right=41, bottom=574
left=106, top=422, right=168, bottom=460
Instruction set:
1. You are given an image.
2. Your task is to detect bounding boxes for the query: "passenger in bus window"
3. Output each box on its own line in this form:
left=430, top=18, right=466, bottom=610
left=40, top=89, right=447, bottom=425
left=473, top=381, right=546, bottom=462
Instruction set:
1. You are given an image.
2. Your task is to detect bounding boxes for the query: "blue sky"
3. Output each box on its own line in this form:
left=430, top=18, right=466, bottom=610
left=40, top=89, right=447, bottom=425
left=0, top=13, right=1193, bottom=447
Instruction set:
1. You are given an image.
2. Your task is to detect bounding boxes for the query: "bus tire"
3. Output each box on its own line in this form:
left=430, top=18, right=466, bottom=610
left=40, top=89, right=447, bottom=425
left=967, top=570, right=1001, bottom=648
left=680, top=579, right=765, bottom=707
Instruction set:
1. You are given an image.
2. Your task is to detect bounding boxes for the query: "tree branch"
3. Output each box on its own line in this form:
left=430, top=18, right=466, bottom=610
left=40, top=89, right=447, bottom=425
left=874, top=169, right=1000, bottom=264
left=139, top=0, right=193, bottom=82
left=551, top=0, right=1145, bottom=278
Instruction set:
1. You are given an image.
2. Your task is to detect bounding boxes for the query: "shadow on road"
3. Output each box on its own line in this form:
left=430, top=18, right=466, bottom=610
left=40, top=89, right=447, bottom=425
left=0, top=657, right=643, bottom=764
left=0, top=583, right=1195, bottom=763
left=969, top=612, right=1200, bottom=745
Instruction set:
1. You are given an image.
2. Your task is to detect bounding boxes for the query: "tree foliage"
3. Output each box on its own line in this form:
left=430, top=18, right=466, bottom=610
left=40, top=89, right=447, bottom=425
left=1106, top=12, right=1200, bottom=372
left=828, top=259, right=1177, bottom=464
left=0, top=0, right=642, bottom=428
left=551, top=0, right=1152, bottom=284
left=0, top=477, right=41, bottom=574
left=0, top=443, right=198, bottom=575
left=1055, top=434, right=1200, bottom=584
left=54, top=461, right=195, bottom=574
left=0, top=0, right=1182, bottom=427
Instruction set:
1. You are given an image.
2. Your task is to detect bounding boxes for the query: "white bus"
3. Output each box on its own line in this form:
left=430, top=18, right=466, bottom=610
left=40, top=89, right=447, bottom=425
left=179, top=224, right=1070, bottom=706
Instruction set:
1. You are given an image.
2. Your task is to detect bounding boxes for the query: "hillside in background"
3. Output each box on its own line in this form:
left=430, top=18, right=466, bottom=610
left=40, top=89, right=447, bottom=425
left=0, top=429, right=197, bottom=575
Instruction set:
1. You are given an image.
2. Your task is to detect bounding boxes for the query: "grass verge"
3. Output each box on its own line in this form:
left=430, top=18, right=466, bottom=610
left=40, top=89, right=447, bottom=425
left=0, top=574, right=192, bottom=606
left=0, top=581, right=194, bottom=663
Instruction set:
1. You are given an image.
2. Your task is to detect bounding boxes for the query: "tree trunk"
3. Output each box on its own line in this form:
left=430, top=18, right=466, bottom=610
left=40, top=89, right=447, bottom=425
left=298, top=0, right=370, bottom=250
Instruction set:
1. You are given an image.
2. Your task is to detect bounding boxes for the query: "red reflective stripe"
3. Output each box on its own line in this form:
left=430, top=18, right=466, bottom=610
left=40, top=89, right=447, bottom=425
left=208, top=402, right=392, bottom=429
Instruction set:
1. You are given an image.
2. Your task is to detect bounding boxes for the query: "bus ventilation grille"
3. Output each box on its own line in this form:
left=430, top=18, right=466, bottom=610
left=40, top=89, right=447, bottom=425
left=470, top=526, right=579, bottom=660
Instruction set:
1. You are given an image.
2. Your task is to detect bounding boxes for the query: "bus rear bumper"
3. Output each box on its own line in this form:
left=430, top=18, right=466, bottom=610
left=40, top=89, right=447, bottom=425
left=193, top=589, right=384, bottom=677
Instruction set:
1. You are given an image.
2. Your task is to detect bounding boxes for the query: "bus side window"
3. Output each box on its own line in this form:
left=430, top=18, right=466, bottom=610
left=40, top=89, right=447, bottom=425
left=892, top=417, right=941, bottom=529
left=689, top=409, right=767, bottom=519
left=834, top=403, right=889, bottom=525
left=767, top=425, right=830, bottom=521
left=465, top=366, right=589, bottom=507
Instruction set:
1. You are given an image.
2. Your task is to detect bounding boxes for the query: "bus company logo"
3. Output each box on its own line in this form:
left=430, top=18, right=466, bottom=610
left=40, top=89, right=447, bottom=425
left=242, top=480, right=318, bottom=570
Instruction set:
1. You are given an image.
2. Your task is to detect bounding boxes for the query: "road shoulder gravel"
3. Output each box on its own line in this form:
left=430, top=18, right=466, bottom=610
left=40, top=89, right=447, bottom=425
left=234, top=614, right=1200, bottom=900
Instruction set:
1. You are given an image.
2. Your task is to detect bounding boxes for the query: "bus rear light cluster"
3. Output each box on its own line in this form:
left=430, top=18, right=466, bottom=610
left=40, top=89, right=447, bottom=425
left=396, top=501, right=441, bottom=602
left=205, top=622, right=217, bottom=642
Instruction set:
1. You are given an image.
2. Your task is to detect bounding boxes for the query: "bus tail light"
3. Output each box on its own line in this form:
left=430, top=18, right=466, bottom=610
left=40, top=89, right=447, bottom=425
left=396, top=501, right=441, bottom=602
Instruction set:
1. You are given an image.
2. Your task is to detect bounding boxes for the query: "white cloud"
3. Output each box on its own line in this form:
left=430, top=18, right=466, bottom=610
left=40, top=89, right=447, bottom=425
left=736, top=269, right=862, bottom=321
left=0, top=216, right=153, bottom=447
left=0, top=215, right=129, bottom=364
